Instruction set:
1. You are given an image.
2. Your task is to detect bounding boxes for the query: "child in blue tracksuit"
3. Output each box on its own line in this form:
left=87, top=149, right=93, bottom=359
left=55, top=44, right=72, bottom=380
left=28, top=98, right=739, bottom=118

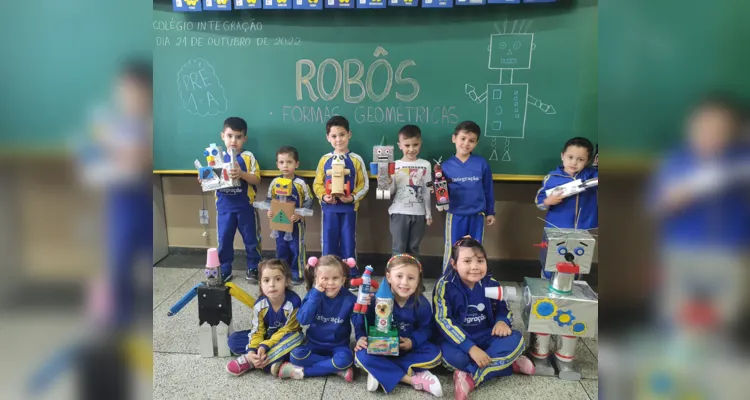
left=352, top=255, right=443, bottom=396
left=433, top=237, right=535, bottom=400
left=205, top=117, right=263, bottom=282
left=441, top=121, right=495, bottom=273
left=278, top=255, right=364, bottom=381
left=225, top=259, right=303, bottom=377
left=313, top=116, right=369, bottom=278
left=534, top=137, right=598, bottom=278
left=265, top=146, right=313, bottom=285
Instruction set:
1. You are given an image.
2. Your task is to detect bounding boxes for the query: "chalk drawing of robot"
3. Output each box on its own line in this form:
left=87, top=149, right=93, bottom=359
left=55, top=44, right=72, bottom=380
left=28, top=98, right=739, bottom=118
left=465, top=19, right=556, bottom=162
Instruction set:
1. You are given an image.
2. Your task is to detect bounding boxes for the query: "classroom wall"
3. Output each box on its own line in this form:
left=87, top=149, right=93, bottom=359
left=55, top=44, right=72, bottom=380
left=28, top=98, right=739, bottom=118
left=160, top=175, right=599, bottom=262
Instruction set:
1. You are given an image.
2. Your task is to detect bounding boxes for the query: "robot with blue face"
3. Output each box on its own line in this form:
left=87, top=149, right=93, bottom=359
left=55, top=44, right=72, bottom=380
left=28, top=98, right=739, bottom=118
left=522, top=227, right=598, bottom=380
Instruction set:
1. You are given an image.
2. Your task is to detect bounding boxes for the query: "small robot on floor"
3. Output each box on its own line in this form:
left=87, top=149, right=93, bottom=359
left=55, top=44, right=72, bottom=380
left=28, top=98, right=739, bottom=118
left=167, top=248, right=255, bottom=357
left=522, top=227, right=598, bottom=380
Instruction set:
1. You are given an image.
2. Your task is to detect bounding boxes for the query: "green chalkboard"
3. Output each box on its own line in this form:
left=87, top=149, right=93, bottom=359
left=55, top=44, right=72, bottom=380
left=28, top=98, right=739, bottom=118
left=0, top=2, right=150, bottom=148
left=600, top=1, right=750, bottom=157
left=153, top=4, right=597, bottom=178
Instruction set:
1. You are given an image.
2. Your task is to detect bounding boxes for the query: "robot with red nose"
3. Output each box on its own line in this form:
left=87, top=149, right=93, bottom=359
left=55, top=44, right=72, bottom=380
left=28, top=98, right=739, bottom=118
left=426, top=157, right=452, bottom=212
left=522, top=227, right=598, bottom=380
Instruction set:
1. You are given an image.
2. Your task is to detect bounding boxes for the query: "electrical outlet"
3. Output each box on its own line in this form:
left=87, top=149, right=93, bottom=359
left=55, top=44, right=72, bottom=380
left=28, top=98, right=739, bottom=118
left=199, top=209, right=209, bottom=225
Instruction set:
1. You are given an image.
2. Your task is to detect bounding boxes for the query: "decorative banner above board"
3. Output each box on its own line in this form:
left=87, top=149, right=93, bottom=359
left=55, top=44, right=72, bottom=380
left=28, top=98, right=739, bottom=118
left=172, top=0, right=555, bottom=10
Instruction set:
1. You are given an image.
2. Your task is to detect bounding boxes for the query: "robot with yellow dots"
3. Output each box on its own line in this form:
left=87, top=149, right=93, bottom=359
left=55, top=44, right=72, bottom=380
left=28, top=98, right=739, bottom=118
left=253, top=177, right=314, bottom=241
left=194, top=143, right=241, bottom=192
left=522, top=227, right=598, bottom=380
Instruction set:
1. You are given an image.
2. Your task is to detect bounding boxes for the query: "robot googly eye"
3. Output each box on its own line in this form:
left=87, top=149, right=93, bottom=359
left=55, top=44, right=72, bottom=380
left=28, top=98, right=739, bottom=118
left=204, top=150, right=210, bottom=157
left=557, top=246, right=568, bottom=256
left=574, top=247, right=585, bottom=256
left=211, top=149, right=218, bottom=156
left=377, top=149, right=382, bottom=155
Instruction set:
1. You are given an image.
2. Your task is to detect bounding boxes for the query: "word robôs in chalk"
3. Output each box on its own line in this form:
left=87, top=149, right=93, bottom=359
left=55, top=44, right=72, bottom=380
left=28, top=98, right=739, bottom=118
left=167, top=249, right=256, bottom=357
left=370, top=137, right=395, bottom=200
left=425, top=157, right=452, bottom=212
left=326, top=154, right=351, bottom=197
left=523, top=227, right=598, bottom=380
left=253, top=178, right=314, bottom=241
left=367, top=278, right=399, bottom=356
left=195, top=143, right=240, bottom=192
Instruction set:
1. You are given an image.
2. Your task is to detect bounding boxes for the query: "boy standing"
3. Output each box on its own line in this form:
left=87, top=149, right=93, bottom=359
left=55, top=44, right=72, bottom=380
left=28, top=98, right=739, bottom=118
left=388, top=125, right=432, bottom=256
left=212, top=117, right=262, bottom=282
left=265, top=146, right=313, bottom=285
left=440, top=121, right=496, bottom=273
left=313, top=116, right=369, bottom=278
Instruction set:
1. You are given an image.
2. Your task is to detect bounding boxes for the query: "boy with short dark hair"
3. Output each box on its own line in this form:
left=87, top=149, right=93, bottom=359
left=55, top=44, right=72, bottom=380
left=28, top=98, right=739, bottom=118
left=440, top=121, right=496, bottom=273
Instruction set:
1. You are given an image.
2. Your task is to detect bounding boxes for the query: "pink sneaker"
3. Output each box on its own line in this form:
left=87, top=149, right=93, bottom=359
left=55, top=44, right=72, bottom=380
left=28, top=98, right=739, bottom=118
left=512, top=355, right=536, bottom=375
left=412, top=370, right=443, bottom=397
left=337, top=367, right=354, bottom=382
left=278, top=362, right=304, bottom=380
left=453, top=370, right=475, bottom=400
left=226, top=355, right=253, bottom=376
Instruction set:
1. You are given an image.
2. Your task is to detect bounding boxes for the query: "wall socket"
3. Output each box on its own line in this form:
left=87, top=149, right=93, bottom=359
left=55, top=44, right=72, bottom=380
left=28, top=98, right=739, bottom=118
left=199, top=209, right=209, bottom=225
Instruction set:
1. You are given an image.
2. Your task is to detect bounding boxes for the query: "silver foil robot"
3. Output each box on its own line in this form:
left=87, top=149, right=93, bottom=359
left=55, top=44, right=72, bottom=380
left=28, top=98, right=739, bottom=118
left=522, top=227, right=598, bottom=380
left=370, top=139, right=395, bottom=200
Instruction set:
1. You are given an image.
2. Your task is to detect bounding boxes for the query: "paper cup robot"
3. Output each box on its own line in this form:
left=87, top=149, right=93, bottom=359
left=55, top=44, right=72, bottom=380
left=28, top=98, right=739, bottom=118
left=522, top=227, right=598, bottom=380
left=370, top=137, right=395, bottom=200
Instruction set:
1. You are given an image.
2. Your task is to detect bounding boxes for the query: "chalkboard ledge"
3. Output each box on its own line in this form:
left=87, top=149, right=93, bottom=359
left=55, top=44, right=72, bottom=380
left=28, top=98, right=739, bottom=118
left=153, top=170, right=544, bottom=182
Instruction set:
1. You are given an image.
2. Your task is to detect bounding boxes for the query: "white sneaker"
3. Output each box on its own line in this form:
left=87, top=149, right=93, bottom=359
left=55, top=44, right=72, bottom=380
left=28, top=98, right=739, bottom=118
left=367, top=373, right=380, bottom=392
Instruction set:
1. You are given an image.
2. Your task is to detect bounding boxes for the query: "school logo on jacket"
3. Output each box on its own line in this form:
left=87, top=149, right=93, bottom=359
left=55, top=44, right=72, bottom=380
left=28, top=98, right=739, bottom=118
left=395, top=320, right=412, bottom=334
left=316, top=315, right=344, bottom=324
left=464, top=303, right=487, bottom=326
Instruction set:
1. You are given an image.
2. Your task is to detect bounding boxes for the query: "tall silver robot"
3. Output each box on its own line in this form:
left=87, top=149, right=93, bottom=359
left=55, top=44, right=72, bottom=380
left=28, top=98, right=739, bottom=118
left=522, top=227, right=598, bottom=380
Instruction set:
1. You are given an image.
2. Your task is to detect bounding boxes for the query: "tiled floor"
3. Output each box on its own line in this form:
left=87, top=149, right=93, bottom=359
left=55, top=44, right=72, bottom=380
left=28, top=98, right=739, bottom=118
left=153, top=266, right=598, bottom=399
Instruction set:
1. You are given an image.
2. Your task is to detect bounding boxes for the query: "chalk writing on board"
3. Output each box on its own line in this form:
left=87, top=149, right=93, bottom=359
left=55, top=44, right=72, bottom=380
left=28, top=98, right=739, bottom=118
left=280, top=105, right=458, bottom=125
left=155, top=36, right=300, bottom=48
left=176, top=59, right=228, bottom=117
left=296, top=48, right=419, bottom=104
left=153, top=18, right=263, bottom=33
left=354, top=106, right=458, bottom=125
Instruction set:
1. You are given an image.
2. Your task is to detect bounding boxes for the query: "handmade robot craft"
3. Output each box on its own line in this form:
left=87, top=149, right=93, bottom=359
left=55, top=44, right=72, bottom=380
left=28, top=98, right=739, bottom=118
left=545, top=178, right=599, bottom=200
left=194, top=143, right=240, bottom=192
left=522, top=227, right=598, bottom=380
left=253, top=177, right=314, bottom=241
left=326, top=154, right=351, bottom=197
left=370, top=138, right=396, bottom=200
left=167, top=248, right=255, bottom=357
left=351, top=265, right=379, bottom=314
left=366, top=278, right=400, bottom=356
left=425, top=157, right=452, bottom=211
